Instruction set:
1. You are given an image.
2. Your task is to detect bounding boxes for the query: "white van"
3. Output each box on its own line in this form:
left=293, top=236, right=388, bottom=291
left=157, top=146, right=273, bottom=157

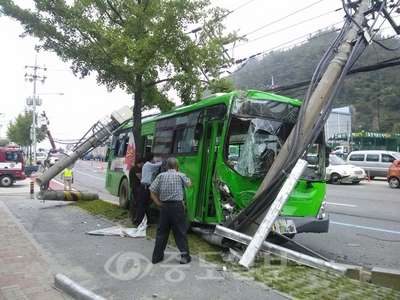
left=346, top=150, right=400, bottom=178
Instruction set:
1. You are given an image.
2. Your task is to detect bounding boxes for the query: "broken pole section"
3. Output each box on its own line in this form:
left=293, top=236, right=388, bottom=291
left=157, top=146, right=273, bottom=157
left=214, top=225, right=347, bottom=275
left=37, top=191, right=99, bottom=201
left=239, top=159, right=308, bottom=268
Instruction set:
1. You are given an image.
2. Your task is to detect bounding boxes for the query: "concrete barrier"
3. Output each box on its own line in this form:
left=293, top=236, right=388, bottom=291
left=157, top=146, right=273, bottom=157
left=371, top=267, right=400, bottom=291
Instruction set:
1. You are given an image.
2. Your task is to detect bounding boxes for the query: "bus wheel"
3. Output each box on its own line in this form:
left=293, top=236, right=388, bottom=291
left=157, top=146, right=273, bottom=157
left=185, top=212, right=192, bottom=233
left=0, top=175, right=14, bottom=187
left=183, top=203, right=192, bottom=232
left=119, top=179, right=129, bottom=209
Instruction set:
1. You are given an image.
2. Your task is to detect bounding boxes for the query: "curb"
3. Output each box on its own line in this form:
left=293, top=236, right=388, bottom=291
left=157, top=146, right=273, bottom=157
left=54, top=273, right=107, bottom=300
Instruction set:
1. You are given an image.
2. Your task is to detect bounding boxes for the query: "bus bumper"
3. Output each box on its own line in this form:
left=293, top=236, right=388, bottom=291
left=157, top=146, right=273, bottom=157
left=278, top=215, right=329, bottom=234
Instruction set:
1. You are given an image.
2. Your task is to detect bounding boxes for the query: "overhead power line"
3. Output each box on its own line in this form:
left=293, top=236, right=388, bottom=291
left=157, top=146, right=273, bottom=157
left=244, top=0, right=324, bottom=37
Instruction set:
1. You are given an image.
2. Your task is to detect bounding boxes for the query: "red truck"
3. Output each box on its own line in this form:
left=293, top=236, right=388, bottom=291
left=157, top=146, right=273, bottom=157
left=0, top=146, right=27, bottom=187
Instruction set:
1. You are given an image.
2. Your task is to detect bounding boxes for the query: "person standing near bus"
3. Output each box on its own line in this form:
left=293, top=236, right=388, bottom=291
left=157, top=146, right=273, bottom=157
left=61, top=166, right=73, bottom=191
left=149, top=157, right=193, bottom=264
left=136, top=152, right=162, bottom=225
left=129, top=157, right=144, bottom=224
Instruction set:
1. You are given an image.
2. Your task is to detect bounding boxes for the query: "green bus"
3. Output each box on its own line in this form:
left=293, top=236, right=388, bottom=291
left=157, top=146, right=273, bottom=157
left=105, top=90, right=329, bottom=239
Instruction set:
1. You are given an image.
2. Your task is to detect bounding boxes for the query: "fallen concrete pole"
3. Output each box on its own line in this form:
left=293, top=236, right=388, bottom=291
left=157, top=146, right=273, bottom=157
left=240, top=159, right=307, bottom=268
left=214, top=225, right=347, bottom=275
left=54, top=273, right=107, bottom=300
left=37, top=191, right=99, bottom=201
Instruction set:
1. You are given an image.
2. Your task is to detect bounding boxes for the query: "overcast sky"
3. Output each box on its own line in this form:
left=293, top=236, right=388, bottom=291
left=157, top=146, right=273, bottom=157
left=1, top=0, right=385, bottom=148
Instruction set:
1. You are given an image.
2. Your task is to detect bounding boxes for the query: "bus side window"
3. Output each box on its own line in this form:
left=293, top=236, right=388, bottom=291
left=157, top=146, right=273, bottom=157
left=173, top=127, right=196, bottom=154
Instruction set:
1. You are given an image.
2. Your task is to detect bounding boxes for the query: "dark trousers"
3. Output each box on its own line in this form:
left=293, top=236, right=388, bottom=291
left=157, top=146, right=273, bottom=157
left=130, top=187, right=139, bottom=222
left=136, top=185, right=151, bottom=225
left=152, top=201, right=190, bottom=263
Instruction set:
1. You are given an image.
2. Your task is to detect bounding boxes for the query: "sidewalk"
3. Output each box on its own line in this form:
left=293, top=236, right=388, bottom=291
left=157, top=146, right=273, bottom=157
left=0, top=179, right=288, bottom=300
left=0, top=189, right=67, bottom=299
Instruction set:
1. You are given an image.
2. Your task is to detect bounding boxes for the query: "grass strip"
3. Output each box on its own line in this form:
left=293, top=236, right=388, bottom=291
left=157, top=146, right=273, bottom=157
left=73, top=200, right=400, bottom=300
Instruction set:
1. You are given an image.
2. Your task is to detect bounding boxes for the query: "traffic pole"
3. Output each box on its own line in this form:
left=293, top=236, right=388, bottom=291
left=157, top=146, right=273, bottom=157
left=30, top=181, right=34, bottom=199
left=368, top=170, right=370, bottom=182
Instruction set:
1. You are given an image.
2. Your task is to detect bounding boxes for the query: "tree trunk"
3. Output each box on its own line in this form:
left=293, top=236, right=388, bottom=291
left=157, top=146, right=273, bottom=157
left=133, top=75, right=143, bottom=161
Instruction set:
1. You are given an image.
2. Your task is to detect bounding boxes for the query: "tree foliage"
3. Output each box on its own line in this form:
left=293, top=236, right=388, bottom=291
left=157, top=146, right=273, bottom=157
left=0, top=139, right=9, bottom=147
left=0, top=0, right=240, bottom=159
left=6, top=109, right=47, bottom=146
left=229, top=28, right=400, bottom=134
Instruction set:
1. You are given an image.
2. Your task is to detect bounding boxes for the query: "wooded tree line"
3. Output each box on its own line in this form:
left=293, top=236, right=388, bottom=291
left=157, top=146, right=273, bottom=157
left=229, top=29, right=400, bottom=134
left=1, top=0, right=239, bottom=156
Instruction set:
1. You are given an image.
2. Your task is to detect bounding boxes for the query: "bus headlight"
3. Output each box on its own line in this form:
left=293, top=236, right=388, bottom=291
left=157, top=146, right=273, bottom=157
left=317, top=199, right=326, bottom=219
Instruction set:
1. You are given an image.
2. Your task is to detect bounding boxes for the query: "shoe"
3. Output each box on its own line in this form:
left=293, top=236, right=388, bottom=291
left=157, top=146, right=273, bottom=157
left=180, top=256, right=191, bottom=264
left=152, top=256, right=164, bottom=264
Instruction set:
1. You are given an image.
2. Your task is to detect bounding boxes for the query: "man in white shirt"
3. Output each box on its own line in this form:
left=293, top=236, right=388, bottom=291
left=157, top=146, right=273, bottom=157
left=135, top=152, right=162, bottom=225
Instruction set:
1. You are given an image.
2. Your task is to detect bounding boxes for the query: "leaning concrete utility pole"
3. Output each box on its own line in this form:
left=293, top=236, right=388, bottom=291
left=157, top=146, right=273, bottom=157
left=242, top=0, right=372, bottom=237
left=36, top=106, right=132, bottom=189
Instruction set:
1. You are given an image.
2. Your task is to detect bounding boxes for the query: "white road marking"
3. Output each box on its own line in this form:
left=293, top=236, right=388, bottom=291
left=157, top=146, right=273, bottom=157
left=326, top=202, right=357, bottom=207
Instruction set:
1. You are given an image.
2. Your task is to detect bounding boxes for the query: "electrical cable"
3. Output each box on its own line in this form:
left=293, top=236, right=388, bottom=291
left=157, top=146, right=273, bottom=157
left=226, top=27, right=343, bottom=78
left=229, top=0, right=379, bottom=232
left=243, top=0, right=324, bottom=37
left=224, top=21, right=344, bottom=76
left=232, top=9, right=342, bottom=50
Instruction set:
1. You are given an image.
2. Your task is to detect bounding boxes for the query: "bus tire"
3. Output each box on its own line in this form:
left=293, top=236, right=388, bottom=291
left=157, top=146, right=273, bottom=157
left=185, top=212, right=192, bottom=233
left=0, top=175, right=14, bottom=187
left=119, top=179, right=129, bottom=209
left=181, top=201, right=192, bottom=232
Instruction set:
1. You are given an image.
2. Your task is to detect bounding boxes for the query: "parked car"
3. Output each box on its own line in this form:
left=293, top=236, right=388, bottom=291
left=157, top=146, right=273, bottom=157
left=327, top=155, right=367, bottom=184
left=387, top=159, right=400, bottom=188
left=333, top=145, right=350, bottom=157
left=347, top=150, right=400, bottom=179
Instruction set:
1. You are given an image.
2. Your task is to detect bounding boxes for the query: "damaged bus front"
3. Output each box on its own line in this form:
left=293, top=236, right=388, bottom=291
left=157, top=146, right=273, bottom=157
left=105, top=90, right=329, bottom=241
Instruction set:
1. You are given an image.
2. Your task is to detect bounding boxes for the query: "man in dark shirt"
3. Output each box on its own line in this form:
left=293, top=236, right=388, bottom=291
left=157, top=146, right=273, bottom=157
left=129, top=157, right=144, bottom=224
left=149, top=157, right=193, bottom=264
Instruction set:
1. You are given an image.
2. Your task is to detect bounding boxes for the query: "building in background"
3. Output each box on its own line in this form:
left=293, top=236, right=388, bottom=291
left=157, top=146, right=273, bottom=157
left=325, top=106, right=351, bottom=143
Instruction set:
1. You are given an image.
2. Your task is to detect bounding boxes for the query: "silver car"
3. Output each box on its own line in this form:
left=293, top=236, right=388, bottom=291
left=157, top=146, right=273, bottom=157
left=327, top=155, right=367, bottom=184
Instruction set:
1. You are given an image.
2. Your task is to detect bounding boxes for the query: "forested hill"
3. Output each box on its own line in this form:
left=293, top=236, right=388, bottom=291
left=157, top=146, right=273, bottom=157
left=229, top=29, right=400, bottom=133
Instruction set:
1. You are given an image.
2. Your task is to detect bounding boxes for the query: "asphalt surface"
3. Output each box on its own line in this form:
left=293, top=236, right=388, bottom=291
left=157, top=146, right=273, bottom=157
left=0, top=179, right=288, bottom=300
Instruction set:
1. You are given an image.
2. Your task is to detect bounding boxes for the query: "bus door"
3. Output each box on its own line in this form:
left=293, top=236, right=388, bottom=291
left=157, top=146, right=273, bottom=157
left=196, top=120, right=223, bottom=223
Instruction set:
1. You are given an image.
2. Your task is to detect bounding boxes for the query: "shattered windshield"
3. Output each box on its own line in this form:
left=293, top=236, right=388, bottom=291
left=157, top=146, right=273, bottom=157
left=225, top=97, right=324, bottom=180
left=237, top=119, right=283, bottom=176
left=226, top=97, right=300, bottom=177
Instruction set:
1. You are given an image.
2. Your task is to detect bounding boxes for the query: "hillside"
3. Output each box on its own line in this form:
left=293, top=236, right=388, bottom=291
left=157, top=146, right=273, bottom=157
left=229, top=29, right=400, bottom=133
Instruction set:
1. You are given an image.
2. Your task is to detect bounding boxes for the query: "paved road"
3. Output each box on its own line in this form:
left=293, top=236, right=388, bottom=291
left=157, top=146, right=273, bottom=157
left=286, top=178, right=400, bottom=270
